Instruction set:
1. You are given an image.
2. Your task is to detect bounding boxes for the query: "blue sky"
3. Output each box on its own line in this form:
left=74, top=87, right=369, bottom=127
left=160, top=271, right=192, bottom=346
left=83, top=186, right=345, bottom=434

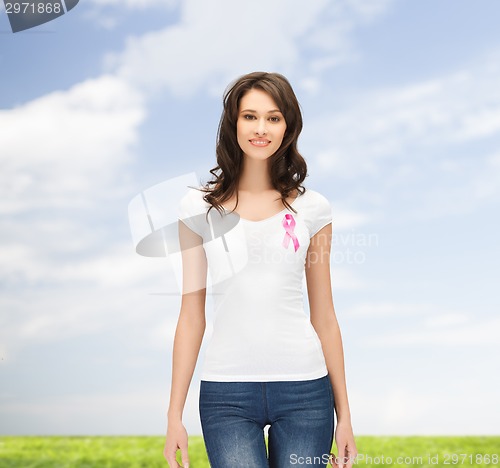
left=1, top=0, right=499, bottom=437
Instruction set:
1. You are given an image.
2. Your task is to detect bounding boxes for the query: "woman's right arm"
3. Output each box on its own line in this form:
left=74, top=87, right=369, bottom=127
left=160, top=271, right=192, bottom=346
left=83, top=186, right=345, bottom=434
left=164, top=220, right=208, bottom=468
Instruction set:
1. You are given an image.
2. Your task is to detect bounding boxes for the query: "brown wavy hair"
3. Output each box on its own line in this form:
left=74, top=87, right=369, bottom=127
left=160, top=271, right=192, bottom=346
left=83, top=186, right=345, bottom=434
left=200, top=71, right=308, bottom=218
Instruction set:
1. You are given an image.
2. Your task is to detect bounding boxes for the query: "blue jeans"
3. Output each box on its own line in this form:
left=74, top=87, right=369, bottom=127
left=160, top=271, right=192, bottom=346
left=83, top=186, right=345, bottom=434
left=199, top=374, right=335, bottom=467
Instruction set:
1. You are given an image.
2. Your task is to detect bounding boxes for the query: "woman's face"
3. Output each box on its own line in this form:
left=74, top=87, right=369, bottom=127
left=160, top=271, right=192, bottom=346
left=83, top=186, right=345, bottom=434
left=236, top=88, right=287, bottom=161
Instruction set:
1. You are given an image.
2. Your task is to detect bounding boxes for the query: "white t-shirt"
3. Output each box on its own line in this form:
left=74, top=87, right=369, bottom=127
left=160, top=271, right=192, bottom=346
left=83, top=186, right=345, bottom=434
left=177, top=186, right=332, bottom=382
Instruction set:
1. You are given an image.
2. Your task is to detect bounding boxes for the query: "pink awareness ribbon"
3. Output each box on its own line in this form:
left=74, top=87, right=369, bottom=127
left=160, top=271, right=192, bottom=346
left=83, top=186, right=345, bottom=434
left=282, top=214, right=300, bottom=252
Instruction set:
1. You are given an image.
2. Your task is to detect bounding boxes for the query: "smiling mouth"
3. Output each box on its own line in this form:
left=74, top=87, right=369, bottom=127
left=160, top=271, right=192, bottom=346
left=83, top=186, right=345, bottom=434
left=250, top=139, right=271, bottom=147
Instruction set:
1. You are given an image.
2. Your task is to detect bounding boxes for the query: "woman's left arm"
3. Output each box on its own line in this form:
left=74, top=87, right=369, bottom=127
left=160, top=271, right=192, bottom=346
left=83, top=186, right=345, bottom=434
left=305, top=222, right=358, bottom=468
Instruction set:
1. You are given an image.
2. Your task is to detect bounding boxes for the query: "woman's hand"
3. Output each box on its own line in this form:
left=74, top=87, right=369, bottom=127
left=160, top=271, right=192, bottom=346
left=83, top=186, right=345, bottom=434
left=331, top=421, right=358, bottom=468
left=163, top=419, right=190, bottom=468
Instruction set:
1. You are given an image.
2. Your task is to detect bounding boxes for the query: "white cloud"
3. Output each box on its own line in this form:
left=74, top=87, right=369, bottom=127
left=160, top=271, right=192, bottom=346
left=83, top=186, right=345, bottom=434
left=298, top=77, right=322, bottom=96
left=332, top=204, right=374, bottom=230
left=423, top=312, right=469, bottom=328
left=345, top=302, right=498, bottom=348
left=488, top=151, right=500, bottom=167
left=305, top=50, right=500, bottom=220
left=351, top=382, right=499, bottom=435
left=363, top=317, right=500, bottom=347
left=84, top=0, right=179, bottom=29
left=309, top=67, right=500, bottom=174
left=304, top=0, right=395, bottom=71
left=0, top=74, right=146, bottom=214
left=330, top=267, right=366, bottom=291
left=0, top=386, right=202, bottom=435
left=0, top=247, right=179, bottom=357
left=346, top=302, right=451, bottom=318
left=103, top=0, right=393, bottom=97
left=0, top=73, right=164, bottom=364
left=88, top=0, right=178, bottom=10
left=408, top=150, right=500, bottom=219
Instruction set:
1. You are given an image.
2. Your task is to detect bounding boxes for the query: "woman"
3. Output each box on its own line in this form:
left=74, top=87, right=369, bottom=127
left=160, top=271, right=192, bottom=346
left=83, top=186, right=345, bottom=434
left=164, top=72, right=357, bottom=468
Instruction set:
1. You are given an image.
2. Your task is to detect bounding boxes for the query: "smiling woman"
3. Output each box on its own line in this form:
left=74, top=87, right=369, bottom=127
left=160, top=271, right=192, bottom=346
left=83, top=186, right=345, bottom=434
left=164, top=72, right=358, bottom=468
left=236, top=89, right=287, bottom=161
left=203, top=71, right=307, bottom=220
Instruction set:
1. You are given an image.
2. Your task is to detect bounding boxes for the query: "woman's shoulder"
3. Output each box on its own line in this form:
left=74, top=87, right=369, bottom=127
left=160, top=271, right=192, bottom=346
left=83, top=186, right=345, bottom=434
left=297, top=187, right=332, bottom=236
left=297, top=187, right=331, bottom=208
left=179, top=185, right=209, bottom=208
left=177, top=187, right=213, bottom=227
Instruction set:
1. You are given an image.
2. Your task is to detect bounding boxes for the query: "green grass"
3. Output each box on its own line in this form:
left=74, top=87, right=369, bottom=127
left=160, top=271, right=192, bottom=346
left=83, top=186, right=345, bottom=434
left=354, top=436, right=500, bottom=468
left=0, top=436, right=498, bottom=467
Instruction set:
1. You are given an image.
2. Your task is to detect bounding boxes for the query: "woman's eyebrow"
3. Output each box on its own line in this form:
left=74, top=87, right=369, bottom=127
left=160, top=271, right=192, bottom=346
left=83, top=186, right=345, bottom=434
left=240, top=109, right=283, bottom=114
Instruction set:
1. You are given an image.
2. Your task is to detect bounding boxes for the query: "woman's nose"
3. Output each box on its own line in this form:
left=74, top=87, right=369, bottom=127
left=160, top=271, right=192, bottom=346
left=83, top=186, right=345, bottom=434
left=255, top=119, right=267, bottom=135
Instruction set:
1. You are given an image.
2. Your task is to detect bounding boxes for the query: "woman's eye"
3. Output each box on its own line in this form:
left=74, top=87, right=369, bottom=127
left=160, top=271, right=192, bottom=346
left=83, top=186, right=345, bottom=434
left=243, top=114, right=256, bottom=120
left=269, top=116, right=281, bottom=123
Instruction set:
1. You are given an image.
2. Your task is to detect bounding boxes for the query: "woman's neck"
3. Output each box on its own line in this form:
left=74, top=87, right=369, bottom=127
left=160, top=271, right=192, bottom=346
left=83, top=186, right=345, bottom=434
left=237, top=155, right=273, bottom=193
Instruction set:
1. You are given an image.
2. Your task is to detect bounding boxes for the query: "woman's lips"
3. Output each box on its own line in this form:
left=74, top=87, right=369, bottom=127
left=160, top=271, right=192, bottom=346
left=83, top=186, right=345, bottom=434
left=249, top=139, right=271, bottom=147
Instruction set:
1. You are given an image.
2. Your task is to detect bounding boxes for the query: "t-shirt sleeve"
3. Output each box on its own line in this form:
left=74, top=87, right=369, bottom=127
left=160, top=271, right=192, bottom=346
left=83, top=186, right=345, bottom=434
left=177, top=188, right=204, bottom=237
left=309, top=191, right=333, bottom=238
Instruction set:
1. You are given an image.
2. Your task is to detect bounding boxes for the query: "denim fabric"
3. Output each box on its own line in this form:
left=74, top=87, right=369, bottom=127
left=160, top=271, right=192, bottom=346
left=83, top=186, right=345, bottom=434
left=199, top=374, right=335, bottom=467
